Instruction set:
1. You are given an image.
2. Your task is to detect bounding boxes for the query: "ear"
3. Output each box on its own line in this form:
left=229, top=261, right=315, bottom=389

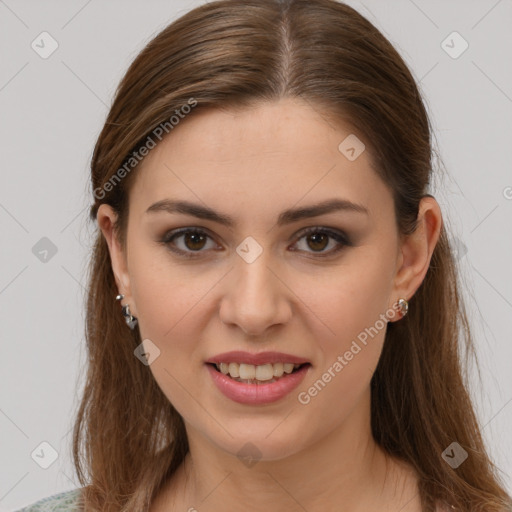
left=389, top=195, right=443, bottom=320
left=97, top=204, right=135, bottom=313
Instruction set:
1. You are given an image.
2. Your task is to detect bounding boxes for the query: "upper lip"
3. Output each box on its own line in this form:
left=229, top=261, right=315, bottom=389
left=205, top=351, right=310, bottom=366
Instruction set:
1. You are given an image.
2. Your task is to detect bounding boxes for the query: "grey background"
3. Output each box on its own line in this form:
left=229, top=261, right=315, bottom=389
left=1, top=0, right=511, bottom=509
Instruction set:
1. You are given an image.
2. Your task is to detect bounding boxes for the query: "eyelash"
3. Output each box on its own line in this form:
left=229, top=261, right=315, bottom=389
left=160, top=226, right=351, bottom=259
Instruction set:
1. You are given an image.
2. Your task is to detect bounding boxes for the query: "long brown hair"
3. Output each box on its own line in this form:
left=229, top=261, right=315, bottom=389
left=73, top=1, right=512, bottom=510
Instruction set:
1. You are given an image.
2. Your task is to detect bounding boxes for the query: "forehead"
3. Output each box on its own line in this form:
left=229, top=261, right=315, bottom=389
left=128, top=98, right=392, bottom=222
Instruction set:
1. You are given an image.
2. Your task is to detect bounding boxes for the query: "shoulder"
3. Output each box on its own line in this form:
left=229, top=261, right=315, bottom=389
left=14, top=488, right=83, bottom=512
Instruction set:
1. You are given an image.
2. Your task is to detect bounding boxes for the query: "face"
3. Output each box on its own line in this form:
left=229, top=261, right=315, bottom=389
left=100, top=97, right=407, bottom=462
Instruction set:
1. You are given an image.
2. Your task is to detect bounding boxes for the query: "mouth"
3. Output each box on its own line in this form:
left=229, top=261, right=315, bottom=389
left=207, top=362, right=311, bottom=385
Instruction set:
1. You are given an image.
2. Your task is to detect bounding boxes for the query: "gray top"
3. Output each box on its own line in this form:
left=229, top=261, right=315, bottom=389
left=14, top=489, right=82, bottom=511
left=15, top=486, right=456, bottom=511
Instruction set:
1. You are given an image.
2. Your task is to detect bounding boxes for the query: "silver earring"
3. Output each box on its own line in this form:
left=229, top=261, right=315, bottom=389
left=116, top=294, right=138, bottom=329
left=397, top=298, right=409, bottom=318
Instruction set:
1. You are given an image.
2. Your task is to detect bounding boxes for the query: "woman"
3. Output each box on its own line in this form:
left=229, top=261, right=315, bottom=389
left=17, top=0, right=511, bottom=510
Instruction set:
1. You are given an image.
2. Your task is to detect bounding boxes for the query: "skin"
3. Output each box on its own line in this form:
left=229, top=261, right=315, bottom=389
left=98, top=97, right=442, bottom=512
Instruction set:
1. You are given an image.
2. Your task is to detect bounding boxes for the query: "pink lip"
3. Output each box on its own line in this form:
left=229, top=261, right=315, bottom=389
left=205, top=350, right=310, bottom=365
left=206, top=362, right=311, bottom=405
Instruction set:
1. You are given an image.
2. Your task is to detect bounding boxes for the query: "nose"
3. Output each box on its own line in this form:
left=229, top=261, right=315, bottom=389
left=218, top=252, right=292, bottom=337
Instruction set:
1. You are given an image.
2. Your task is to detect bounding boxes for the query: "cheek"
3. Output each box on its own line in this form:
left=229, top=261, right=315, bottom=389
left=132, top=267, right=209, bottom=351
left=127, top=251, right=213, bottom=415
left=295, top=252, right=393, bottom=353
left=290, top=256, right=393, bottom=423
left=128, top=240, right=205, bottom=334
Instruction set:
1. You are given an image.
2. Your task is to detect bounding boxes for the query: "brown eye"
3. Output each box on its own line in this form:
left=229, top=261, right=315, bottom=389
left=306, top=232, right=329, bottom=252
left=183, top=231, right=207, bottom=251
left=293, top=227, right=350, bottom=257
left=162, top=228, right=218, bottom=258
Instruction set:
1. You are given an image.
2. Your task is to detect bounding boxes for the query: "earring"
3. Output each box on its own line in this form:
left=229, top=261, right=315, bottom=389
left=116, top=293, right=138, bottom=329
left=397, top=297, right=409, bottom=318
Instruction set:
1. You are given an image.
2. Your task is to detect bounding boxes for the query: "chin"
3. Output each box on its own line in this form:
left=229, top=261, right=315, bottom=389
left=208, top=425, right=309, bottom=464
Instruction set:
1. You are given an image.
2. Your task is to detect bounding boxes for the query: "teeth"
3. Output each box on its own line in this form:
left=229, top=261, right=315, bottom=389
left=255, top=364, right=273, bottom=380
left=214, top=362, right=303, bottom=381
left=228, top=362, right=239, bottom=378
left=239, top=364, right=256, bottom=380
left=272, top=362, right=283, bottom=377
left=283, top=363, right=295, bottom=374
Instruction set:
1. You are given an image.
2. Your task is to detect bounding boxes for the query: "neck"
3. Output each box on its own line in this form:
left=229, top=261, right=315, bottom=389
left=159, top=389, right=419, bottom=511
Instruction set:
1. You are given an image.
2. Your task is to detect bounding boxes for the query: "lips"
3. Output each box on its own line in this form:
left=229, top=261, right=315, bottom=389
left=205, top=350, right=311, bottom=366
left=206, top=361, right=311, bottom=405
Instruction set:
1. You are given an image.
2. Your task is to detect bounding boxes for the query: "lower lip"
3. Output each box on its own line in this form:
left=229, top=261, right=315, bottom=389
left=206, top=363, right=310, bottom=405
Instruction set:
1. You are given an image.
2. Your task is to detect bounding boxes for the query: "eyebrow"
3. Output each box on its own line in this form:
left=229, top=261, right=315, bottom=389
left=146, top=198, right=369, bottom=227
